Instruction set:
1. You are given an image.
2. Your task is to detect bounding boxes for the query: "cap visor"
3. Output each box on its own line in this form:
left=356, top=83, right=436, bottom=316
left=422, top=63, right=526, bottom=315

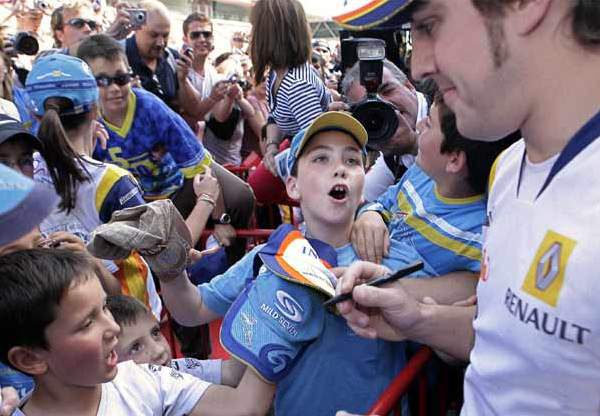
left=0, top=182, right=58, bottom=246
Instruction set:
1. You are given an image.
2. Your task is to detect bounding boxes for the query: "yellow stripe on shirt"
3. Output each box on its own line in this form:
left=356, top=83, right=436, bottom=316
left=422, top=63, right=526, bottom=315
left=397, top=192, right=482, bottom=261
left=115, top=251, right=149, bottom=307
left=95, top=164, right=136, bottom=213
left=103, top=91, right=136, bottom=138
left=180, top=151, right=212, bottom=179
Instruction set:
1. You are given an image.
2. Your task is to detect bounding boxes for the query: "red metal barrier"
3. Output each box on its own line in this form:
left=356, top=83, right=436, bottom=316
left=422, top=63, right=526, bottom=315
left=367, top=346, right=433, bottom=416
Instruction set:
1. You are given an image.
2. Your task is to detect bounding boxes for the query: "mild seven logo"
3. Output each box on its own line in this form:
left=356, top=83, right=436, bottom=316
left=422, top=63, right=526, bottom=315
left=275, top=290, right=303, bottom=322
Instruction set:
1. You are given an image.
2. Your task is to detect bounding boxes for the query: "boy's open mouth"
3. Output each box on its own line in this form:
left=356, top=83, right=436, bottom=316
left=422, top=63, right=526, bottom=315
left=329, top=184, right=348, bottom=200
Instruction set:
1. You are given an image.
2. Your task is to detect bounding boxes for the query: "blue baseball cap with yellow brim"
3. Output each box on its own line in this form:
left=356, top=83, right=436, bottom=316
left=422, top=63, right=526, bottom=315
left=286, top=111, right=368, bottom=174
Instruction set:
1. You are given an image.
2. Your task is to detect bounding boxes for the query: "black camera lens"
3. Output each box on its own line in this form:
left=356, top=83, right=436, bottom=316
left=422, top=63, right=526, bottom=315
left=13, top=32, right=39, bottom=56
left=352, top=98, right=399, bottom=149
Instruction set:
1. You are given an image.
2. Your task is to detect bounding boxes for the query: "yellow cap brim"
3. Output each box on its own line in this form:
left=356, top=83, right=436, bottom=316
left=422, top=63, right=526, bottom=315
left=297, top=111, right=368, bottom=156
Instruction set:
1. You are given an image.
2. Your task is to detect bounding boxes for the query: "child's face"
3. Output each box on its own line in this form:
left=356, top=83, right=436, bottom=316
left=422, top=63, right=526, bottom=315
left=286, top=131, right=365, bottom=228
left=39, top=276, right=120, bottom=386
left=0, top=139, right=35, bottom=178
left=415, top=103, right=450, bottom=179
left=87, top=57, right=131, bottom=117
left=115, top=312, right=172, bottom=367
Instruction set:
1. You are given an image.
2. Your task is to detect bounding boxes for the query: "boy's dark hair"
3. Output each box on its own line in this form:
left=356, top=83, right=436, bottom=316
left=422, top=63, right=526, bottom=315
left=435, top=92, right=519, bottom=194
left=77, top=34, right=130, bottom=66
left=182, top=12, right=212, bottom=36
left=106, top=294, right=149, bottom=328
left=0, top=249, right=97, bottom=371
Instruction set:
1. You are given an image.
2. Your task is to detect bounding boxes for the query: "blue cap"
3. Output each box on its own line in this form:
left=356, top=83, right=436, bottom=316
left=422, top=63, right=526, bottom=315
left=0, top=164, right=58, bottom=246
left=286, top=111, right=368, bottom=174
left=25, top=54, right=99, bottom=117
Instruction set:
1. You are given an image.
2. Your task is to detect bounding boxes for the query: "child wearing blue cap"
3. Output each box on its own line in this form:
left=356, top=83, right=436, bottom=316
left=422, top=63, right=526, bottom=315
left=159, top=111, right=433, bottom=415
left=25, top=54, right=164, bottom=317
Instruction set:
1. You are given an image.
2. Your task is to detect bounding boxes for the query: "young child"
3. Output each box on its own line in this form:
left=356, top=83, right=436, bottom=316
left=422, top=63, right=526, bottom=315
left=0, top=249, right=273, bottom=416
left=24, top=53, right=166, bottom=318
left=76, top=33, right=254, bottom=263
left=158, top=111, right=429, bottom=415
left=158, top=107, right=516, bottom=414
left=106, top=294, right=245, bottom=387
left=352, top=91, right=519, bottom=275
left=0, top=114, right=40, bottom=179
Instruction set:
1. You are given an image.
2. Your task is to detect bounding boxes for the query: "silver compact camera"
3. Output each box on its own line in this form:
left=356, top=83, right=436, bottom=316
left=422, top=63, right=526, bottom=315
left=127, top=9, right=147, bottom=29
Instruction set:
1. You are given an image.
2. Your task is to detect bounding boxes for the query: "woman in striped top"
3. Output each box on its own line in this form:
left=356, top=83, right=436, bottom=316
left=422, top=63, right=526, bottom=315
left=249, top=0, right=331, bottom=176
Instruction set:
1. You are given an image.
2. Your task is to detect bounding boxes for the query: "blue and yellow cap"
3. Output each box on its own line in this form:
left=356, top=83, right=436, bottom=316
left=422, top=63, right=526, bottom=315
left=286, top=111, right=368, bottom=174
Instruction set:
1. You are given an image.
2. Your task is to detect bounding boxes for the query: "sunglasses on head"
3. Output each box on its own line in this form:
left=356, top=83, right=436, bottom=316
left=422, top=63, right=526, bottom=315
left=67, top=17, right=98, bottom=30
left=189, top=30, right=212, bottom=40
left=95, top=72, right=133, bottom=87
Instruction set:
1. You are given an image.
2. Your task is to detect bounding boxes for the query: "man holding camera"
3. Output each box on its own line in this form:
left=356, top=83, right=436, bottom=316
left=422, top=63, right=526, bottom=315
left=120, top=0, right=203, bottom=119
left=332, top=58, right=428, bottom=200
left=177, top=12, right=229, bottom=123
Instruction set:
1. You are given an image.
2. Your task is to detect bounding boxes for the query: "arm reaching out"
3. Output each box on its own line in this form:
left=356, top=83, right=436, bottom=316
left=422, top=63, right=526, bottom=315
left=334, top=261, right=476, bottom=361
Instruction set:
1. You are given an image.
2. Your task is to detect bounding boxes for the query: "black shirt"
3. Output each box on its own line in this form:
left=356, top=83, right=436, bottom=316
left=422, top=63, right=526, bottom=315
left=125, top=35, right=180, bottom=112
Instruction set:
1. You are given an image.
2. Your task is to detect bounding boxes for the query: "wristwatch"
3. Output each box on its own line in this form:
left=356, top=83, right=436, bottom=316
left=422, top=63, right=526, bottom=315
left=214, top=213, right=231, bottom=225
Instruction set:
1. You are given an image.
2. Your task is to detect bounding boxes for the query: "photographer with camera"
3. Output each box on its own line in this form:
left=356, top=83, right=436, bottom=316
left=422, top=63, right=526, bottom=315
left=122, top=0, right=206, bottom=122
left=341, top=59, right=430, bottom=201
left=176, top=12, right=228, bottom=124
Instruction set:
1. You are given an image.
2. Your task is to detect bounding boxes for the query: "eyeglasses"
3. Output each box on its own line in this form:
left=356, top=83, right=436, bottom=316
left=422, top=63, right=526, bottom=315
left=66, top=17, right=98, bottom=31
left=95, top=72, right=133, bottom=87
left=189, top=30, right=212, bottom=40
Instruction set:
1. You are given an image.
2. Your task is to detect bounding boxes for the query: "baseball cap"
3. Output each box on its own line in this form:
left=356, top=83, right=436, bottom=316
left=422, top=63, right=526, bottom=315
left=0, top=164, right=59, bottom=246
left=87, top=200, right=192, bottom=282
left=0, top=114, right=42, bottom=149
left=334, top=0, right=414, bottom=30
left=286, top=111, right=368, bottom=174
left=25, top=54, right=99, bottom=117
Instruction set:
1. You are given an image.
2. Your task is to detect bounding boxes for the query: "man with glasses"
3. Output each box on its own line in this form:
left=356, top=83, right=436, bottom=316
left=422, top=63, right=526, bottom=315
left=177, top=12, right=229, bottom=124
left=78, top=33, right=255, bottom=263
left=50, top=0, right=99, bottom=52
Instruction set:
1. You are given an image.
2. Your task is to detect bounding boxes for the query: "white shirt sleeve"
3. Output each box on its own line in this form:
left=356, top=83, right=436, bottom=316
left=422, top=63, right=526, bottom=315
left=99, top=361, right=211, bottom=416
left=171, top=358, right=223, bottom=385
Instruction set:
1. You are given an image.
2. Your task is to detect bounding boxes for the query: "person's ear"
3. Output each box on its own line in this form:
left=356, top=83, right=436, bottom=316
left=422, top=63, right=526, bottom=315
left=285, top=174, right=300, bottom=201
left=507, top=0, right=552, bottom=36
left=7, top=346, right=48, bottom=376
left=445, top=150, right=466, bottom=175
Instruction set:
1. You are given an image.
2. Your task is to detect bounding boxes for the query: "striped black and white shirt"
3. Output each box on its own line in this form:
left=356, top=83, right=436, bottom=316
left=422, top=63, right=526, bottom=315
left=267, top=62, right=331, bottom=136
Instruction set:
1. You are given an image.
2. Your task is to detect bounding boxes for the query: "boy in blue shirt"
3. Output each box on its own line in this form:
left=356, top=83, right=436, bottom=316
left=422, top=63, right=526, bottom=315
left=159, top=111, right=472, bottom=415
left=352, top=92, right=519, bottom=274
left=77, top=34, right=255, bottom=263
